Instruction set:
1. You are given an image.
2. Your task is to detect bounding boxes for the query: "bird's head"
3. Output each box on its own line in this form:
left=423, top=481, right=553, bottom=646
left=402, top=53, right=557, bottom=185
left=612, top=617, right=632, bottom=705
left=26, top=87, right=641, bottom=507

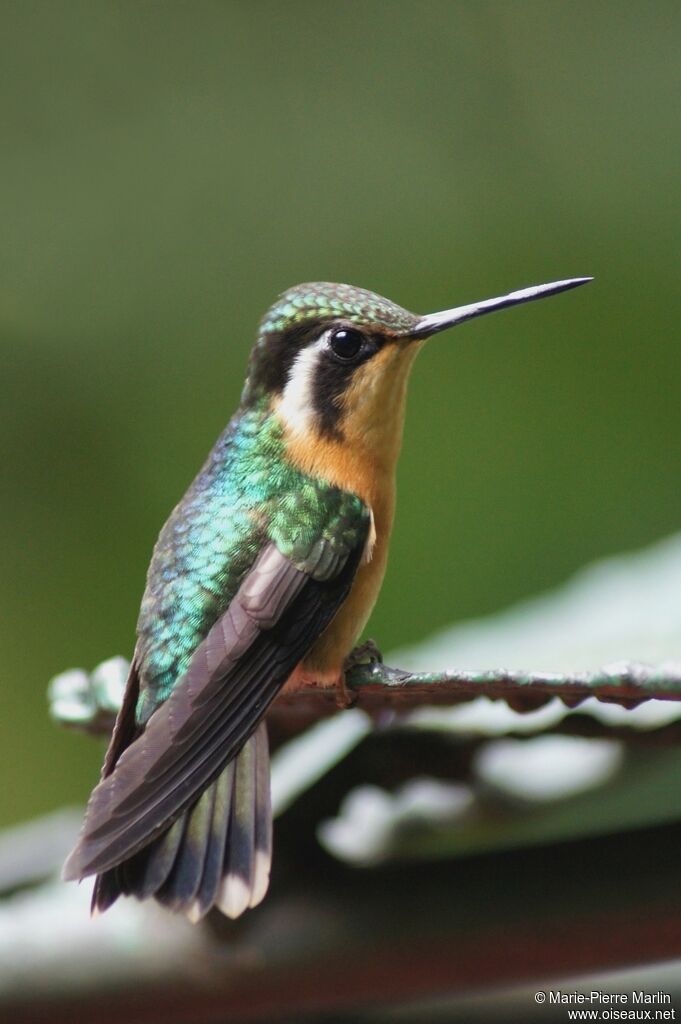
left=242, top=278, right=590, bottom=466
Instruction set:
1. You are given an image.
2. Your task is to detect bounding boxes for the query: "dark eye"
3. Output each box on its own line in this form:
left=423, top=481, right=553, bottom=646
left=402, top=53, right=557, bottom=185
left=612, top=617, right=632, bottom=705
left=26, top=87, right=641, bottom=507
left=328, top=328, right=365, bottom=362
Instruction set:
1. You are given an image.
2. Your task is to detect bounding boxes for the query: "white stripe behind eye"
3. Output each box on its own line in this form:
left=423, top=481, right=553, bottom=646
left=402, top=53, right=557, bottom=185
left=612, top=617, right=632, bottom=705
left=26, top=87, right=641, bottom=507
left=277, top=335, right=328, bottom=437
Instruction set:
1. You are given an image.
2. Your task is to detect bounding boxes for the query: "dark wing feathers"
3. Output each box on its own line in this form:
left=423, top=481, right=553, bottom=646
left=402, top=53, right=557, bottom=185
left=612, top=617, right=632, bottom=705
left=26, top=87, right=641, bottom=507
left=101, top=659, right=141, bottom=777
left=239, top=542, right=309, bottom=626
left=64, top=535, right=365, bottom=883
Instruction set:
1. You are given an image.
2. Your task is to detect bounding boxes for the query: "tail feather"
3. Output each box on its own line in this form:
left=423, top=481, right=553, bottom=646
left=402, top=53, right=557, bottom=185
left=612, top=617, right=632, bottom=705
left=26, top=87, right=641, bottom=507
left=91, top=867, right=121, bottom=916
left=188, top=762, right=234, bottom=922
left=156, top=782, right=216, bottom=911
left=90, top=723, right=272, bottom=921
left=251, top=721, right=273, bottom=907
left=137, top=814, right=186, bottom=900
left=217, top=728, right=257, bottom=918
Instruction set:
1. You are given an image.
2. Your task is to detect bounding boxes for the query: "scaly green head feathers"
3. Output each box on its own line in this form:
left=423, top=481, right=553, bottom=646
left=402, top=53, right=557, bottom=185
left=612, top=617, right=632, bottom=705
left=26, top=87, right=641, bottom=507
left=259, top=282, right=418, bottom=337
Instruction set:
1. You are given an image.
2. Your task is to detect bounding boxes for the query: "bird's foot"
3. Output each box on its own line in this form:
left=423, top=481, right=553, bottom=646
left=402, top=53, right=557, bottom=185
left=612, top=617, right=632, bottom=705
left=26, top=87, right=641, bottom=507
left=345, top=639, right=383, bottom=669
left=338, top=639, right=384, bottom=709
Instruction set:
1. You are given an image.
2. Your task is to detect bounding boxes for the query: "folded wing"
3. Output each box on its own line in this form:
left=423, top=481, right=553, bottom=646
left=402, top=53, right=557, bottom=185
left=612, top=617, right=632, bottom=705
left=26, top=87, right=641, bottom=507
left=63, top=530, right=367, bottom=883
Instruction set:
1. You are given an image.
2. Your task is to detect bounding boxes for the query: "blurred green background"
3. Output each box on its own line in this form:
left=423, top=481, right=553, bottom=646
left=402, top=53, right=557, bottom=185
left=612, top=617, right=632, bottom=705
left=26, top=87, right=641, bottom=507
left=1, top=0, right=679, bottom=829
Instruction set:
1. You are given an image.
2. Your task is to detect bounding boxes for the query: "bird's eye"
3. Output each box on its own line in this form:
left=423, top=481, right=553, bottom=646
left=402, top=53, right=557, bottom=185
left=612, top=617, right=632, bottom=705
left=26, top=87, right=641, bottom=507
left=328, top=328, right=365, bottom=362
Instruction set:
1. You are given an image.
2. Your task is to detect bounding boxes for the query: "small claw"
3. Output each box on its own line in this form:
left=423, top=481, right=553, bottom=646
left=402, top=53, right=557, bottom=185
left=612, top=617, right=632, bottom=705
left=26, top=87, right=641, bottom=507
left=335, top=671, right=358, bottom=709
left=344, top=639, right=383, bottom=670
left=337, top=640, right=384, bottom=709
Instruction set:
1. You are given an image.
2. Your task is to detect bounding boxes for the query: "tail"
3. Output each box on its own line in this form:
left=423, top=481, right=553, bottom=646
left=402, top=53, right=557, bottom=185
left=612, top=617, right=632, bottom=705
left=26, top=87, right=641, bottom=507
left=91, top=722, right=272, bottom=922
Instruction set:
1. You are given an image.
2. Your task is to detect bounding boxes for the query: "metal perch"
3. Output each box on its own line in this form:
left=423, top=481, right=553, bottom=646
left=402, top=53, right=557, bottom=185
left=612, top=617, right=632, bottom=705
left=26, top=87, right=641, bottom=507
left=48, top=655, right=681, bottom=738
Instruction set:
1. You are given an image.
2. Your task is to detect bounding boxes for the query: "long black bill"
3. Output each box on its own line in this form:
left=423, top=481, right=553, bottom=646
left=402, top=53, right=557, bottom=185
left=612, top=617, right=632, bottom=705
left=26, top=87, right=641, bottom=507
left=410, top=277, right=592, bottom=339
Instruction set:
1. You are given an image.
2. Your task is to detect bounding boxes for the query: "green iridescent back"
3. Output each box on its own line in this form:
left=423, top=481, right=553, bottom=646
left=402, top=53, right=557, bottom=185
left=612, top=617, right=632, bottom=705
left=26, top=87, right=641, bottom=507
left=135, top=397, right=369, bottom=723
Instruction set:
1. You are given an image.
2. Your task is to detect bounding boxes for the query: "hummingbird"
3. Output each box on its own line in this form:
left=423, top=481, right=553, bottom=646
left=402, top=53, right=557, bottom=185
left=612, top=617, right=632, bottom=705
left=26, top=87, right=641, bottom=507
left=63, top=275, right=591, bottom=921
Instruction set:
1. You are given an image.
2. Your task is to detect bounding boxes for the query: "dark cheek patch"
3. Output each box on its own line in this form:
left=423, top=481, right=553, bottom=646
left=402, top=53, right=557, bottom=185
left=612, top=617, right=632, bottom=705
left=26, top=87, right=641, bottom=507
left=248, top=319, right=327, bottom=396
left=312, top=358, right=358, bottom=440
left=312, top=334, right=390, bottom=440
